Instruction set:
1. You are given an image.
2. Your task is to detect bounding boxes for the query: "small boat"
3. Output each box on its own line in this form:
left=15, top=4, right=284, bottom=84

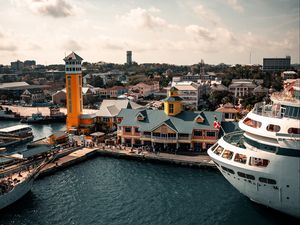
left=21, top=107, right=66, bottom=124
left=0, top=125, right=34, bottom=148
left=0, top=106, right=21, bottom=120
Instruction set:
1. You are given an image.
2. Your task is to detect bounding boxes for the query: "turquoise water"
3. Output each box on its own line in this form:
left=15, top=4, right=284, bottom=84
left=0, top=121, right=299, bottom=225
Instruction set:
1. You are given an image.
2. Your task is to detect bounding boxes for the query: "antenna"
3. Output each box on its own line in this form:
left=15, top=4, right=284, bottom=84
left=249, top=52, right=252, bottom=64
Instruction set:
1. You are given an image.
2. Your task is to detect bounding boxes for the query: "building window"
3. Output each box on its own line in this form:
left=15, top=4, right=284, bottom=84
left=169, top=104, right=174, bottom=113
left=125, top=127, right=131, bottom=133
left=102, top=117, right=109, bottom=122
left=206, top=131, right=215, bottom=137
left=67, top=76, right=71, bottom=86
left=135, top=127, right=139, bottom=133
left=193, top=130, right=202, bottom=137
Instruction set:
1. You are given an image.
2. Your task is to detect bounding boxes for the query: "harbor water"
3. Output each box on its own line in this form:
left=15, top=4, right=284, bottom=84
left=0, top=121, right=299, bottom=225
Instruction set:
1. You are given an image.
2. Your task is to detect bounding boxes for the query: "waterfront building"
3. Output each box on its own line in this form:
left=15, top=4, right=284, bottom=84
left=96, top=99, right=143, bottom=131
left=21, top=89, right=45, bottom=104
left=117, top=87, right=222, bottom=152
left=263, top=56, right=291, bottom=72
left=10, top=60, right=24, bottom=71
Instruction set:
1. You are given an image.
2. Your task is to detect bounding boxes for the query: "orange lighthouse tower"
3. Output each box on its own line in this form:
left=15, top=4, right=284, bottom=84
left=64, top=52, right=83, bottom=131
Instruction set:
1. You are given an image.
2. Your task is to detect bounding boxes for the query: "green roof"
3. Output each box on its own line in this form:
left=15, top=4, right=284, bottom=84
left=118, top=109, right=223, bottom=134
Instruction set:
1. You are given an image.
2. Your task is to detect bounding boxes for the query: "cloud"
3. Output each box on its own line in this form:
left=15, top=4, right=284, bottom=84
left=14, top=0, right=75, bottom=18
left=193, top=4, right=221, bottom=26
left=225, top=0, right=244, bottom=13
left=185, top=25, right=216, bottom=41
left=116, top=7, right=178, bottom=30
left=0, top=31, right=18, bottom=52
left=63, top=39, right=82, bottom=51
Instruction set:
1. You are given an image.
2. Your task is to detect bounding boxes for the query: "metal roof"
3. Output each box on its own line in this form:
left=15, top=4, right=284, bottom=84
left=0, top=81, right=29, bottom=89
left=64, top=52, right=83, bottom=61
left=0, top=125, right=31, bottom=133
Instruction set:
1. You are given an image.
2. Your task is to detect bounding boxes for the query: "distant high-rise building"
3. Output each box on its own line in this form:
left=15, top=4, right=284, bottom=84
left=10, top=60, right=24, bottom=71
left=126, top=51, right=132, bottom=65
left=263, top=56, right=291, bottom=72
left=24, top=60, right=36, bottom=68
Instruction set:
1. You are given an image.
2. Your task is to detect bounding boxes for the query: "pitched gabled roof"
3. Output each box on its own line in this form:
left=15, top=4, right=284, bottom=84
left=118, top=109, right=223, bottom=134
left=96, top=99, right=143, bottom=117
left=64, top=52, right=83, bottom=61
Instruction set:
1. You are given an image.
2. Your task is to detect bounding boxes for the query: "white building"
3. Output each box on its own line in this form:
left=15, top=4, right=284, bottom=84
left=172, top=81, right=200, bottom=109
left=83, top=69, right=127, bottom=85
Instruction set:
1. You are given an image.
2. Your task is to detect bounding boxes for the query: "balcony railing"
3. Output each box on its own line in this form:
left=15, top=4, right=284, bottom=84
left=252, top=102, right=282, bottom=118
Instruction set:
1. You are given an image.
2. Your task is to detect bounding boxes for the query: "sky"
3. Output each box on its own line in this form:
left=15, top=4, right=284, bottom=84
left=0, top=0, right=299, bottom=65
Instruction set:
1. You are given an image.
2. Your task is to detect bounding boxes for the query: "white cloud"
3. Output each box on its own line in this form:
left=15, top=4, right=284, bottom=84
left=225, top=0, right=244, bottom=13
left=13, top=0, right=75, bottom=18
left=193, top=4, right=221, bottom=26
left=63, top=39, right=83, bottom=51
left=116, top=7, right=179, bottom=30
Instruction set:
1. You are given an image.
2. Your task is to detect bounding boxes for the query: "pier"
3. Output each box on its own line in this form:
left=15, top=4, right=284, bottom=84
left=37, top=145, right=216, bottom=178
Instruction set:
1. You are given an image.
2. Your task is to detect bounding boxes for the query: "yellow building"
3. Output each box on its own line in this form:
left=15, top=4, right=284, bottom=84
left=64, top=52, right=83, bottom=131
left=163, top=87, right=183, bottom=116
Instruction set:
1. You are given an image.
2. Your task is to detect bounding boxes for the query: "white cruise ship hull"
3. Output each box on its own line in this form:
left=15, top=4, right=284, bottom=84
left=208, top=139, right=300, bottom=218
left=0, top=176, right=34, bottom=210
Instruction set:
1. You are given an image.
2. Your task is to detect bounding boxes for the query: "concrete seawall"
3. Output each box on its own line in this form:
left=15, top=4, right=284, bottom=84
left=38, top=147, right=216, bottom=178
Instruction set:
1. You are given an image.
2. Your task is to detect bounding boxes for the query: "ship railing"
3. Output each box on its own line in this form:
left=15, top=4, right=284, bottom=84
left=252, top=102, right=282, bottom=118
left=222, top=131, right=246, bottom=149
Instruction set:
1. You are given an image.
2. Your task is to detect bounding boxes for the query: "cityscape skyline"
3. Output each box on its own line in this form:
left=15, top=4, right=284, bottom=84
left=0, top=0, right=299, bottom=65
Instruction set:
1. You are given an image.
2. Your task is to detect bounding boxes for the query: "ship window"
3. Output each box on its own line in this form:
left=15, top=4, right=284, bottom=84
left=222, top=150, right=234, bottom=160
left=243, top=117, right=262, bottom=128
left=237, top=172, right=255, bottom=180
left=266, top=124, right=281, bottom=132
left=214, top=146, right=224, bottom=155
left=288, top=127, right=300, bottom=134
left=221, top=166, right=235, bottom=174
left=211, top=144, right=219, bottom=152
left=234, top=153, right=247, bottom=164
left=249, top=157, right=269, bottom=167
left=259, top=177, right=276, bottom=185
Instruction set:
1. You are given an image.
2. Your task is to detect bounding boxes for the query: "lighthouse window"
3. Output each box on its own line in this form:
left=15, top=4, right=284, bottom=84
left=266, top=124, right=281, bottom=132
left=169, top=104, right=174, bottom=113
left=243, top=118, right=262, bottom=128
left=249, top=157, right=269, bottom=167
left=234, top=153, right=247, bottom=164
left=288, top=127, right=300, bottom=134
left=222, top=150, right=234, bottom=160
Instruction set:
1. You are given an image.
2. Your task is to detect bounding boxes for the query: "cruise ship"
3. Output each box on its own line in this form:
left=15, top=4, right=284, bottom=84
left=208, top=80, right=300, bottom=218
